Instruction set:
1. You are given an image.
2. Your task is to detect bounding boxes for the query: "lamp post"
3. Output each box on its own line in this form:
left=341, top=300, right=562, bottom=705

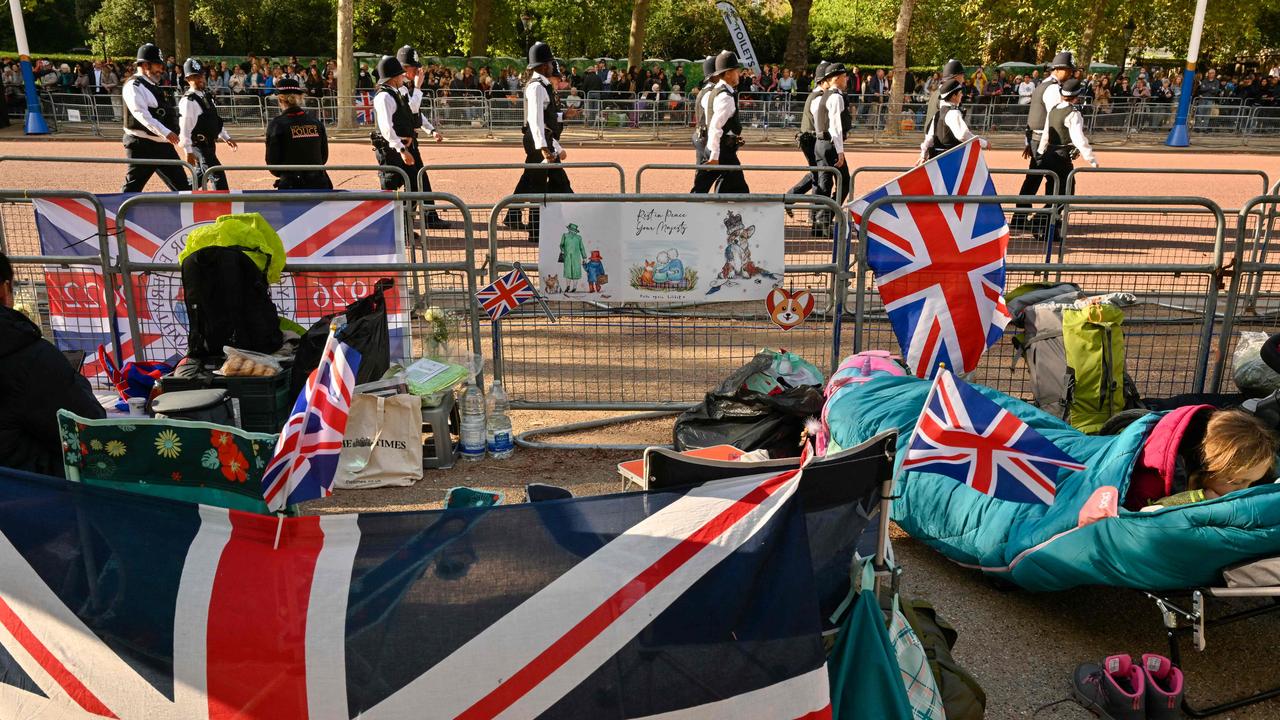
left=7, top=0, right=50, bottom=134
left=1166, top=0, right=1208, bottom=147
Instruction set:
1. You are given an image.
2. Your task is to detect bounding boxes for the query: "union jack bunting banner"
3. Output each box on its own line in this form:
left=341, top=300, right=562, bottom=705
left=848, top=139, right=1012, bottom=379
left=476, top=267, right=537, bottom=320
left=261, top=324, right=362, bottom=511
left=904, top=369, right=1086, bottom=505
left=0, top=458, right=886, bottom=719
left=31, top=192, right=406, bottom=385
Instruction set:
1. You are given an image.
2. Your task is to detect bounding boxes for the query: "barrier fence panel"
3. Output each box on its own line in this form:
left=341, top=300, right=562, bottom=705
left=485, top=193, right=849, bottom=410
left=634, top=163, right=844, bottom=203
left=110, top=191, right=484, bottom=376
left=45, top=93, right=102, bottom=135
left=219, top=94, right=266, bottom=128
left=0, top=155, right=200, bottom=193
left=1213, top=195, right=1280, bottom=392
left=851, top=195, right=1226, bottom=402
left=0, top=191, right=123, bottom=388
left=200, top=163, right=409, bottom=191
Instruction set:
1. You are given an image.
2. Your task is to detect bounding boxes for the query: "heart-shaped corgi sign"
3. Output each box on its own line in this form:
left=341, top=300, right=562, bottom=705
left=766, top=288, right=815, bottom=331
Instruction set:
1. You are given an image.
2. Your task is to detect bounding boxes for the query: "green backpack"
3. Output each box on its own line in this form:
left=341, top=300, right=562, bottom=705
left=1062, top=303, right=1135, bottom=434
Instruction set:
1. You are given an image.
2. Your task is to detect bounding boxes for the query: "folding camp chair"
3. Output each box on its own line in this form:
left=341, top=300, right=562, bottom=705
left=1144, top=557, right=1280, bottom=717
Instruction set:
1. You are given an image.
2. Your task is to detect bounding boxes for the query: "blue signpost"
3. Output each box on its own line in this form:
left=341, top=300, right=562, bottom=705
left=8, top=0, right=50, bottom=135
left=1166, top=0, right=1209, bottom=147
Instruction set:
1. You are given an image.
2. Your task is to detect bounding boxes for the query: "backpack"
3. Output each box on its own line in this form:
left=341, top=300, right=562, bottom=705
left=181, top=246, right=283, bottom=361
left=1063, top=303, right=1141, bottom=434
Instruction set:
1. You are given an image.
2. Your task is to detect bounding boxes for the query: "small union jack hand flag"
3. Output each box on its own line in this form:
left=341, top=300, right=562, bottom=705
left=903, top=369, right=1086, bottom=505
left=476, top=266, right=537, bottom=320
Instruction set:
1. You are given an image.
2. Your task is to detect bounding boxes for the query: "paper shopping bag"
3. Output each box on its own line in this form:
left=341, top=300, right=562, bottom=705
left=335, top=393, right=423, bottom=489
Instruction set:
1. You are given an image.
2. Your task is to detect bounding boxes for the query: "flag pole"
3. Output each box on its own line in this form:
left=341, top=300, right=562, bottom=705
left=7, top=0, right=50, bottom=134
left=513, top=261, right=558, bottom=323
left=1166, top=0, right=1208, bottom=147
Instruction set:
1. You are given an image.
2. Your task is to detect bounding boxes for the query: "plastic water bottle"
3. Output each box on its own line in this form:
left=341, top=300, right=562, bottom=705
left=486, top=380, right=514, bottom=459
left=460, top=380, right=486, bottom=461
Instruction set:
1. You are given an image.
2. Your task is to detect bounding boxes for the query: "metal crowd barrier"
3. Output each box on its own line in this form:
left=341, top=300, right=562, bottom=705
left=633, top=163, right=845, bottom=203
left=852, top=195, right=1227, bottom=401
left=0, top=155, right=199, bottom=190
left=485, top=193, right=849, bottom=417
left=199, top=163, right=410, bottom=191
left=1213, top=194, right=1280, bottom=392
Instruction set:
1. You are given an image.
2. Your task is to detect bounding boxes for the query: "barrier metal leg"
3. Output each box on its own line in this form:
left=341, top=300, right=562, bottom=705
left=514, top=410, right=682, bottom=451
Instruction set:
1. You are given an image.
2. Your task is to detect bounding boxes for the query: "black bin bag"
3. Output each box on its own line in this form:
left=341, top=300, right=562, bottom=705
left=673, top=351, right=825, bottom=458
left=291, top=278, right=393, bottom=399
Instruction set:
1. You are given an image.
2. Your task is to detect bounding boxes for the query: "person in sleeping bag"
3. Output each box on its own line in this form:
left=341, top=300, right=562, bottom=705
left=1138, top=409, right=1278, bottom=509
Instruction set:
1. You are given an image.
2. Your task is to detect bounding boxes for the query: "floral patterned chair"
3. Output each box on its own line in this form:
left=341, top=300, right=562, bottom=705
left=57, top=410, right=279, bottom=514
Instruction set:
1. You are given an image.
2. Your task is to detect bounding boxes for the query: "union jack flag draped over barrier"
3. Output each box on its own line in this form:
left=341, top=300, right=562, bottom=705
left=904, top=369, right=1086, bottom=505
left=848, top=139, right=1012, bottom=379
left=0, top=458, right=885, bottom=719
left=262, top=324, right=362, bottom=511
left=476, top=267, right=537, bottom=320
left=31, top=192, right=405, bottom=385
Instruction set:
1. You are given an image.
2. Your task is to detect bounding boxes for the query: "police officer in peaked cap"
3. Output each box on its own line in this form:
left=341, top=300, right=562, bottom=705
left=178, top=57, right=237, bottom=190
left=691, top=50, right=748, bottom=194
left=392, top=44, right=449, bottom=228
left=265, top=76, right=332, bottom=190
left=121, top=43, right=191, bottom=192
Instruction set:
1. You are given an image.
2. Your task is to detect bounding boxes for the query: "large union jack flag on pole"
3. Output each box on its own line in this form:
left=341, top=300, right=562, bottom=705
left=849, top=139, right=1012, bottom=379
left=261, top=324, right=361, bottom=511
left=904, top=370, right=1086, bottom=505
left=476, top=267, right=537, bottom=320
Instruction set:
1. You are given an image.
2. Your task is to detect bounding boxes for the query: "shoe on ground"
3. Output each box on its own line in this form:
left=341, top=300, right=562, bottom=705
left=424, top=215, right=451, bottom=230
left=1071, top=654, right=1145, bottom=720
left=503, top=214, right=525, bottom=230
left=1141, top=654, right=1185, bottom=720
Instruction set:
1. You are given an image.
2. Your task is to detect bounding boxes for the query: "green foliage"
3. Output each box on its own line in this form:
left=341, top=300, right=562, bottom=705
left=191, top=0, right=337, bottom=56
left=87, top=0, right=152, bottom=57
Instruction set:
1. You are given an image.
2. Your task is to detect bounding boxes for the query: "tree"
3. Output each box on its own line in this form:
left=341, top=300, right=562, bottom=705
left=626, top=0, right=649, bottom=70
left=153, top=0, right=173, bottom=55
left=782, top=0, right=812, bottom=71
left=887, top=0, right=914, bottom=136
left=337, top=0, right=353, bottom=128
left=174, top=0, right=190, bottom=61
left=88, top=0, right=154, bottom=57
left=469, top=0, right=494, bottom=56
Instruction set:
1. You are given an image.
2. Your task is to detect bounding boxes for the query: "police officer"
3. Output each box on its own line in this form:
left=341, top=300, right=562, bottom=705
left=787, top=60, right=828, bottom=196
left=178, top=57, right=237, bottom=190
left=693, top=50, right=748, bottom=194
left=503, top=41, right=572, bottom=234
left=1013, top=51, right=1075, bottom=228
left=370, top=55, right=430, bottom=204
left=394, top=45, right=448, bottom=229
left=121, top=43, right=191, bottom=192
left=918, top=78, right=988, bottom=161
left=265, top=77, right=332, bottom=190
left=689, top=55, right=722, bottom=194
left=814, top=63, right=851, bottom=208
left=924, top=59, right=965, bottom=137
left=1037, top=77, right=1098, bottom=221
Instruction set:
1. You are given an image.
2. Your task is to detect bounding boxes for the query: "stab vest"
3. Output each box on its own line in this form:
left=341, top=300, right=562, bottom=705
left=1044, top=104, right=1081, bottom=158
left=705, top=83, right=742, bottom=142
left=372, top=86, right=416, bottom=143
left=1027, top=78, right=1060, bottom=133
left=185, top=90, right=224, bottom=146
left=929, top=105, right=962, bottom=157
left=799, top=86, right=823, bottom=135
left=124, top=75, right=179, bottom=136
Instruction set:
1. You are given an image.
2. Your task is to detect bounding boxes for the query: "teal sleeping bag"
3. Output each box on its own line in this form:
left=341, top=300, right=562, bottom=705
left=824, top=375, right=1280, bottom=591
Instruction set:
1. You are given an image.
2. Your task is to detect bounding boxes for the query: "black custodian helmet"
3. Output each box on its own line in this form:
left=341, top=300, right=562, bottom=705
left=137, top=43, right=163, bottom=64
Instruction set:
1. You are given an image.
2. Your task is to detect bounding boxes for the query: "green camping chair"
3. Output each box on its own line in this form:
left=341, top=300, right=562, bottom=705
left=58, top=410, right=279, bottom=514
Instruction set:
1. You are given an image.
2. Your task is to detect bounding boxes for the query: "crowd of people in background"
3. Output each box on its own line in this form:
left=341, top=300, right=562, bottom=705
left=4, top=53, right=1280, bottom=128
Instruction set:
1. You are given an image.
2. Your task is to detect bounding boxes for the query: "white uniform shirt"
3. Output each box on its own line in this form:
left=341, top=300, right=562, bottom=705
left=826, top=92, right=847, bottom=154
left=705, top=80, right=737, bottom=161
left=373, top=87, right=407, bottom=152
left=400, top=85, right=438, bottom=135
left=123, top=71, right=173, bottom=143
left=1037, top=102, right=1099, bottom=167
left=523, top=72, right=563, bottom=154
left=177, top=89, right=232, bottom=154
left=919, top=101, right=987, bottom=159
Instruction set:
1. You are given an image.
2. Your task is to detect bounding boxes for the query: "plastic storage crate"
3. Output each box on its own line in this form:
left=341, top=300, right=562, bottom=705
left=156, top=366, right=293, bottom=434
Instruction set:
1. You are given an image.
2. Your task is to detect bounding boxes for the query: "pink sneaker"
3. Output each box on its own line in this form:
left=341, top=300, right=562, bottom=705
left=1141, top=654, right=1185, bottom=719
left=1071, top=654, right=1146, bottom=719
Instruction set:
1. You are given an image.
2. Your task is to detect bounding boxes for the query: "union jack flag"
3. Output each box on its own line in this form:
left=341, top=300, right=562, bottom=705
left=262, top=324, right=361, bottom=511
left=0, top=454, right=872, bottom=719
left=903, top=369, right=1086, bottom=505
left=476, top=267, right=536, bottom=320
left=355, top=91, right=374, bottom=124
left=849, top=139, right=1012, bottom=379
left=31, top=192, right=405, bottom=386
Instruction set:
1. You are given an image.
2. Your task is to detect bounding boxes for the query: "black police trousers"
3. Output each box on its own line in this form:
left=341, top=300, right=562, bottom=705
left=122, top=135, right=192, bottom=193
left=787, top=133, right=819, bottom=195
left=375, top=137, right=442, bottom=217
left=509, top=130, right=573, bottom=230
left=690, top=137, right=748, bottom=194
left=191, top=144, right=226, bottom=191
left=815, top=138, right=849, bottom=205
left=274, top=171, right=333, bottom=190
